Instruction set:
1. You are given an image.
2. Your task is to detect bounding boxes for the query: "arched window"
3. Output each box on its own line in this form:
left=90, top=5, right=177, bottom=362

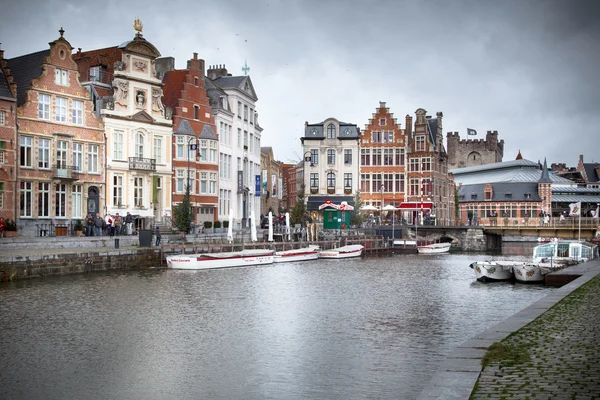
left=327, top=124, right=336, bottom=139
left=135, top=131, right=144, bottom=158
left=327, top=172, right=336, bottom=188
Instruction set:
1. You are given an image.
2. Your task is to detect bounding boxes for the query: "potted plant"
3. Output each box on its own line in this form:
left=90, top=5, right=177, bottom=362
left=4, top=219, right=17, bottom=237
left=73, top=219, right=84, bottom=236
left=213, top=220, right=222, bottom=233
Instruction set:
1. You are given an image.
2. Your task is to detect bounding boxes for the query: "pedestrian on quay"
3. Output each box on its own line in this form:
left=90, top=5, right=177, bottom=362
left=0, top=216, right=6, bottom=238
left=155, top=226, right=161, bottom=246
left=113, top=213, right=121, bottom=236
left=467, top=210, right=473, bottom=226
left=104, top=213, right=113, bottom=236
left=125, top=212, right=133, bottom=235
left=94, top=213, right=103, bottom=236
left=86, top=214, right=95, bottom=236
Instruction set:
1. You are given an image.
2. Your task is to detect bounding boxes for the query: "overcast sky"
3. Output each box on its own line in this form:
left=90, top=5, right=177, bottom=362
left=2, top=0, right=598, bottom=167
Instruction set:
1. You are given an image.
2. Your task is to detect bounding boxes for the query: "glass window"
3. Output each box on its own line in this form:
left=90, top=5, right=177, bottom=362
left=153, top=137, right=162, bottom=164
left=176, top=170, right=185, bottom=193
left=176, top=136, right=185, bottom=159
left=134, top=177, right=143, bottom=207
left=344, top=149, right=352, bottom=164
left=243, top=104, right=248, bottom=121
left=113, top=130, right=124, bottom=160
left=383, top=149, right=393, bottom=166
left=395, top=174, right=405, bottom=193
left=409, top=179, right=419, bottom=196
left=38, top=138, right=50, bottom=169
left=88, top=144, right=98, bottom=173
left=383, top=131, right=394, bottom=143
left=383, top=173, right=393, bottom=192
left=327, top=172, right=336, bottom=188
left=0, top=110, right=4, bottom=125
left=372, top=174, right=382, bottom=192
left=38, top=182, right=50, bottom=217
left=72, top=100, right=83, bottom=124
left=371, top=131, right=381, bottom=143
left=416, top=135, right=426, bottom=151
left=395, top=148, right=405, bottom=166
left=113, top=175, right=123, bottom=206
left=327, top=124, right=336, bottom=139
left=310, top=149, right=318, bottom=165
left=54, top=68, right=68, bottom=86
left=422, top=157, right=431, bottom=171
left=55, top=97, right=67, bottom=122
left=20, top=181, right=32, bottom=217
left=310, top=173, right=318, bottom=188
left=135, top=132, right=144, bottom=158
left=201, top=172, right=207, bottom=193
left=344, top=173, right=352, bottom=188
left=360, top=174, right=370, bottom=193
left=410, top=158, right=419, bottom=172
left=72, top=184, right=83, bottom=218
left=73, top=142, right=83, bottom=171
left=361, top=148, right=370, bottom=166
left=372, top=149, right=382, bottom=166
left=20, top=136, right=33, bottom=167
left=327, top=149, right=335, bottom=164
left=55, top=183, right=66, bottom=217
left=56, top=140, right=68, bottom=169
left=194, top=105, right=199, bottom=119
left=38, top=94, right=50, bottom=120
left=237, top=101, right=242, bottom=118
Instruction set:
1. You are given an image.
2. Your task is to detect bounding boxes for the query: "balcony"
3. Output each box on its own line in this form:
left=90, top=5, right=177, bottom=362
left=129, top=157, right=156, bottom=171
left=344, top=186, right=352, bottom=195
left=310, top=186, right=318, bottom=195
left=327, top=186, right=336, bottom=194
left=53, top=164, right=80, bottom=181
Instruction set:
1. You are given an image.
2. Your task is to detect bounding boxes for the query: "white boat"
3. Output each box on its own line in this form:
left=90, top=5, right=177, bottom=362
left=513, top=262, right=563, bottom=283
left=418, top=242, right=451, bottom=254
left=274, top=246, right=320, bottom=263
left=533, top=240, right=598, bottom=264
left=318, top=244, right=364, bottom=259
left=469, top=260, right=519, bottom=282
left=166, top=249, right=274, bottom=270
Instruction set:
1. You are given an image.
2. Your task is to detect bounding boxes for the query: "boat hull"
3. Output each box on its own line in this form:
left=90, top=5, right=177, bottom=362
left=513, top=264, right=545, bottom=283
left=319, top=245, right=364, bottom=259
left=274, top=250, right=319, bottom=263
left=470, top=261, right=515, bottom=282
left=418, top=243, right=451, bottom=254
left=166, top=250, right=274, bottom=270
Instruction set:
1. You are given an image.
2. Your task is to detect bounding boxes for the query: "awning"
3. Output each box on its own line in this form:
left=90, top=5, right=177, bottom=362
left=318, top=200, right=355, bottom=211
left=397, top=202, right=433, bottom=210
left=307, top=196, right=354, bottom=211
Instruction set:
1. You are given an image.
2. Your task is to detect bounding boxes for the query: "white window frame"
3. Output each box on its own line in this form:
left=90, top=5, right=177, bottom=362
left=54, top=68, right=68, bottom=86
left=134, top=177, right=143, bottom=207
left=38, top=94, right=50, bottom=120
left=88, top=144, right=99, bottom=173
left=38, top=138, right=50, bottom=169
left=153, top=136, right=162, bottom=164
left=73, top=142, right=83, bottom=171
left=20, top=181, right=33, bottom=217
left=176, top=136, right=185, bottom=159
left=55, top=183, right=67, bottom=217
left=113, top=130, right=124, bottom=160
left=38, top=182, right=50, bottom=217
left=0, top=110, right=5, bottom=125
left=57, top=140, right=68, bottom=169
left=72, top=100, right=83, bottom=125
left=113, top=174, right=123, bottom=206
left=135, top=132, right=144, bottom=158
left=55, top=97, right=67, bottom=123
left=20, top=136, right=33, bottom=168
left=72, top=184, right=83, bottom=218
left=176, top=169, right=185, bottom=193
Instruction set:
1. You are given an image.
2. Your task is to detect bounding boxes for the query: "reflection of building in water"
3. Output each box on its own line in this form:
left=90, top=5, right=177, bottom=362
left=447, top=130, right=504, bottom=169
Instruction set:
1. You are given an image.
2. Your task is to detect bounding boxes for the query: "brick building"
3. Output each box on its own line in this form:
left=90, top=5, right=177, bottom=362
left=359, top=101, right=407, bottom=212
left=281, top=163, right=296, bottom=211
left=74, top=22, right=173, bottom=229
left=0, top=48, right=17, bottom=222
left=7, top=28, right=105, bottom=236
left=446, top=130, right=504, bottom=169
left=260, top=146, right=281, bottom=216
left=576, top=155, right=600, bottom=189
left=162, top=52, right=218, bottom=227
left=405, top=108, right=455, bottom=225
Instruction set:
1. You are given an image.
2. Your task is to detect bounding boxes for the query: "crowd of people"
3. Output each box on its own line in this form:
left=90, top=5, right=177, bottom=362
left=84, top=211, right=134, bottom=237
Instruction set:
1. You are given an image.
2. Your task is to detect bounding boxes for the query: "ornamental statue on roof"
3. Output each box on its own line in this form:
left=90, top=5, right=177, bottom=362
left=134, top=17, right=143, bottom=35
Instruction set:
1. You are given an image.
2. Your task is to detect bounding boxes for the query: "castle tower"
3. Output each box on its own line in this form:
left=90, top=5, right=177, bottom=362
left=537, top=158, right=552, bottom=213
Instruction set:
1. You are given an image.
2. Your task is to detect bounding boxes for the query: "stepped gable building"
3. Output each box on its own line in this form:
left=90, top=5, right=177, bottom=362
left=203, top=64, right=262, bottom=228
left=161, top=52, right=218, bottom=227
left=281, top=162, right=296, bottom=211
left=576, top=154, right=600, bottom=189
left=260, top=146, right=281, bottom=216
left=301, top=117, right=360, bottom=218
left=405, top=109, right=455, bottom=226
left=359, top=101, right=407, bottom=212
left=451, top=158, right=580, bottom=225
left=0, top=47, right=17, bottom=222
left=74, top=21, right=173, bottom=229
left=446, top=130, right=504, bottom=169
left=6, top=28, right=105, bottom=236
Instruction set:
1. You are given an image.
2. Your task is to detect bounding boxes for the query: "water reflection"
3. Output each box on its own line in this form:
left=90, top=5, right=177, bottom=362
left=0, top=253, right=554, bottom=400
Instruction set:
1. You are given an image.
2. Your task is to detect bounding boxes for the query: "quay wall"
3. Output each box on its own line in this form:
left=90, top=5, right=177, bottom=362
left=0, top=249, right=161, bottom=281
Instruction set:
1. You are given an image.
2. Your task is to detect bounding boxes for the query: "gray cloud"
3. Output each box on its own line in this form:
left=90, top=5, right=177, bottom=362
left=1, top=0, right=598, bottom=165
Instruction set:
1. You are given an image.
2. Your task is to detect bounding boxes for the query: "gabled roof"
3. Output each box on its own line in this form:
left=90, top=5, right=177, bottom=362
left=302, top=119, right=360, bottom=139
left=457, top=182, right=542, bottom=202
left=212, top=75, right=257, bottom=101
left=204, top=76, right=230, bottom=111
left=0, top=67, right=15, bottom=100
left=162, top=69, right=186, bottom=110
left=583, top=163, right=600, bottom=183
left=6, top=49, right=50, bottom=106
left=451, top=159, right=539, bottom=175
left=199, top=124, right=217, bottom=140
left=426, top=117, right=438, bottom=148
left=174, top=119, right=195, bottom=136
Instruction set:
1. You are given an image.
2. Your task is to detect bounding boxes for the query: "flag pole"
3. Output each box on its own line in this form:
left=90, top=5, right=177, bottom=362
left=578, top=208, right=581, bottom=242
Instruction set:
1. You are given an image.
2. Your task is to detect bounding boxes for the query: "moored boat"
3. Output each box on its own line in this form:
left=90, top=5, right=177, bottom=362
left=318, top=244, right=364, bottom=259
left=274, top=246, right=320, bottom=263
left=469, top=260, right=519, bottom=282
left=533, top=240, right=598, bottom=264
left=513, top=262, right=563, bottom=283
left=166, top=249, right=274, bottom=270
left=418, top=242, right=451, bottom=254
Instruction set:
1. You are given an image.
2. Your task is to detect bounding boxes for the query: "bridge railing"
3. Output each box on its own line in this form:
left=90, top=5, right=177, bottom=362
left=475, top=216, right=599, bottom=229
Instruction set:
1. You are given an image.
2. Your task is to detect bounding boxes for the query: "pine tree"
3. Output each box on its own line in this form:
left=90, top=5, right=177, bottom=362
left=173, top=185, right=193, bottom=233
left=350, top=190, right=364, bottom=227
left=291, top=184, right=307, bottom=225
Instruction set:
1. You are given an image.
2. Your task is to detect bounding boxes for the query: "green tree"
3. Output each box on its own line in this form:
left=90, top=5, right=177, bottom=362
left=291, top=183, right=307, bottom=225
left=173, top=185, right=193, bottom=233
left=350, top=190, right=364, bottom=227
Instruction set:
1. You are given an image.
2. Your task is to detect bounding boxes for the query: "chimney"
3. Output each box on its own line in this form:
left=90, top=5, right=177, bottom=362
left=193, top=52, right=198, bottom=60
left=305, top=121, right=308, bottom=126
left=186, top=53, right=204, bottom=76
left=207, top=63, right=229, bottom=80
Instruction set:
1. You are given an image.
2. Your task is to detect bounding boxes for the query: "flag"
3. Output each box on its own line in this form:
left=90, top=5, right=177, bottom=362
left=467, top=128, right=477, bottom=136
left=569, top=201, right=581, bottom=216
left=592, top=205, right=599, bottom=219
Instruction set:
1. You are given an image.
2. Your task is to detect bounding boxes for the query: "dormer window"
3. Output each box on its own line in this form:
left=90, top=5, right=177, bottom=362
left=89, top=66, right=104, bottom=82
left=505, top=193, right=512, bottom=199
left=471, top=194, right=477, bottom=200
left=327, top=124, right=336, bottom=139
left=524, top=193, right=532, bottom=199
left=55, top=68, right=68, bottom=86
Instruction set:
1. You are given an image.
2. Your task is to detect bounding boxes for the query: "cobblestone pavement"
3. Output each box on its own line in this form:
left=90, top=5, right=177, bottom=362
left=470, top=273, right=600, bottom=399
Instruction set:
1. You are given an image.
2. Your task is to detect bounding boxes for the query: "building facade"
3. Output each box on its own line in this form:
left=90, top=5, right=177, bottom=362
left=205, top=65, right=262, bottom=228
left=75, top=23, right=173, bottom=229
left=7, top=29, right=106, bottom=236
left=359, top=101, right=407, bottom=212
left=576, top=155, right=600, bottom=189
left=301, top=117, right=360, bottom=218
left=162, top=52, right=218, bottom=227
left=281, top=162, right=296, bottom=211
left=260, top=146, right=282, bottom=216
left=0, top=48, right=17, bottom=222
left=446, top=130, right=504, bottom=169
left=405, top=109, right=455, bottom=225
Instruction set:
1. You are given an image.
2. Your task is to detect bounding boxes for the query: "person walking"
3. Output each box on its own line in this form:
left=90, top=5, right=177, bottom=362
left=125, top=212, right=133, bottom=235
left=155, top=226, right=161, bottom=246
left=0, top=217, right=6, bottom=238
left=94, top=213, right=103, bottom=236
left=113, top=213, right=121, bottom=236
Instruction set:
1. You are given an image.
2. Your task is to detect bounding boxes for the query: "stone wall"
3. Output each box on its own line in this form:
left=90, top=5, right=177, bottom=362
left=0, top=249, right=161, bottom=281
left=447, top=131, right=504, bottom=169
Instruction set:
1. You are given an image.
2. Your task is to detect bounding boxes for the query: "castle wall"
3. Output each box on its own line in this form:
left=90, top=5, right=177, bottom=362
left=447, top=130, right=504, bottom=169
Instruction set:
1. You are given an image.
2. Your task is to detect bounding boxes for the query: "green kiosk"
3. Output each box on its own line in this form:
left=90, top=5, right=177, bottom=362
left=319, top=200, right=355, bottom=230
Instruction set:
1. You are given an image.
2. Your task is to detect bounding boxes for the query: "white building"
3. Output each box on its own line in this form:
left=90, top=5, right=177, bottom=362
left=205, top=65, right=262, bottom=228
left=76, top=26, right=172, bottom=228
left=301, top=118, right=360, bottom=216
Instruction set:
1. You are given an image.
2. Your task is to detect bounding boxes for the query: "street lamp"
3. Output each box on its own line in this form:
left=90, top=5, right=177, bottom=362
left=381, top=184, right=384, bottom=225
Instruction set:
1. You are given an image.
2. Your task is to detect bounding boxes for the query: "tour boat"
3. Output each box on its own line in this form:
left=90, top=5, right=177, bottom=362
left=532, top=240, right=598, bottom=264
left=469, top=260, right=519, bottom=282
left=318, top=244, right=364, bottom=259
left=512, top=262, right=564, bottom=283
left=273, top=246, right=320, bottom=263
left=166, top=249, right=274, bottom=270
left=418, top=242, right=451, bottom=254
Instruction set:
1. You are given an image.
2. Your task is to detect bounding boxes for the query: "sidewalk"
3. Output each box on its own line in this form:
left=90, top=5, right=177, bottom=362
left=418, top=258, right=600, bottom=400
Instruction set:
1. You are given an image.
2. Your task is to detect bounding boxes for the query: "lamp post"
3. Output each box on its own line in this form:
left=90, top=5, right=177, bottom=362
left=381, top=184, right=384, bottom=225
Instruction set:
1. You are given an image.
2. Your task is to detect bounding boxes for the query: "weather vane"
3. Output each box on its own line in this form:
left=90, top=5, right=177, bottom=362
left=242, top=61, right=250, bottom=76
left=133, top=17, right=143, bottom=33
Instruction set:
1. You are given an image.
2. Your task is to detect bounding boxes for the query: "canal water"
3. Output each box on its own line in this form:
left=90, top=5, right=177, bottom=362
left=1, top=253, right=554, bottom=400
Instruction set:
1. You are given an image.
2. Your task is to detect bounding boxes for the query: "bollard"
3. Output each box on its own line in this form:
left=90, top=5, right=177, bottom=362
left=115, top=238, right=120, bottom=249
